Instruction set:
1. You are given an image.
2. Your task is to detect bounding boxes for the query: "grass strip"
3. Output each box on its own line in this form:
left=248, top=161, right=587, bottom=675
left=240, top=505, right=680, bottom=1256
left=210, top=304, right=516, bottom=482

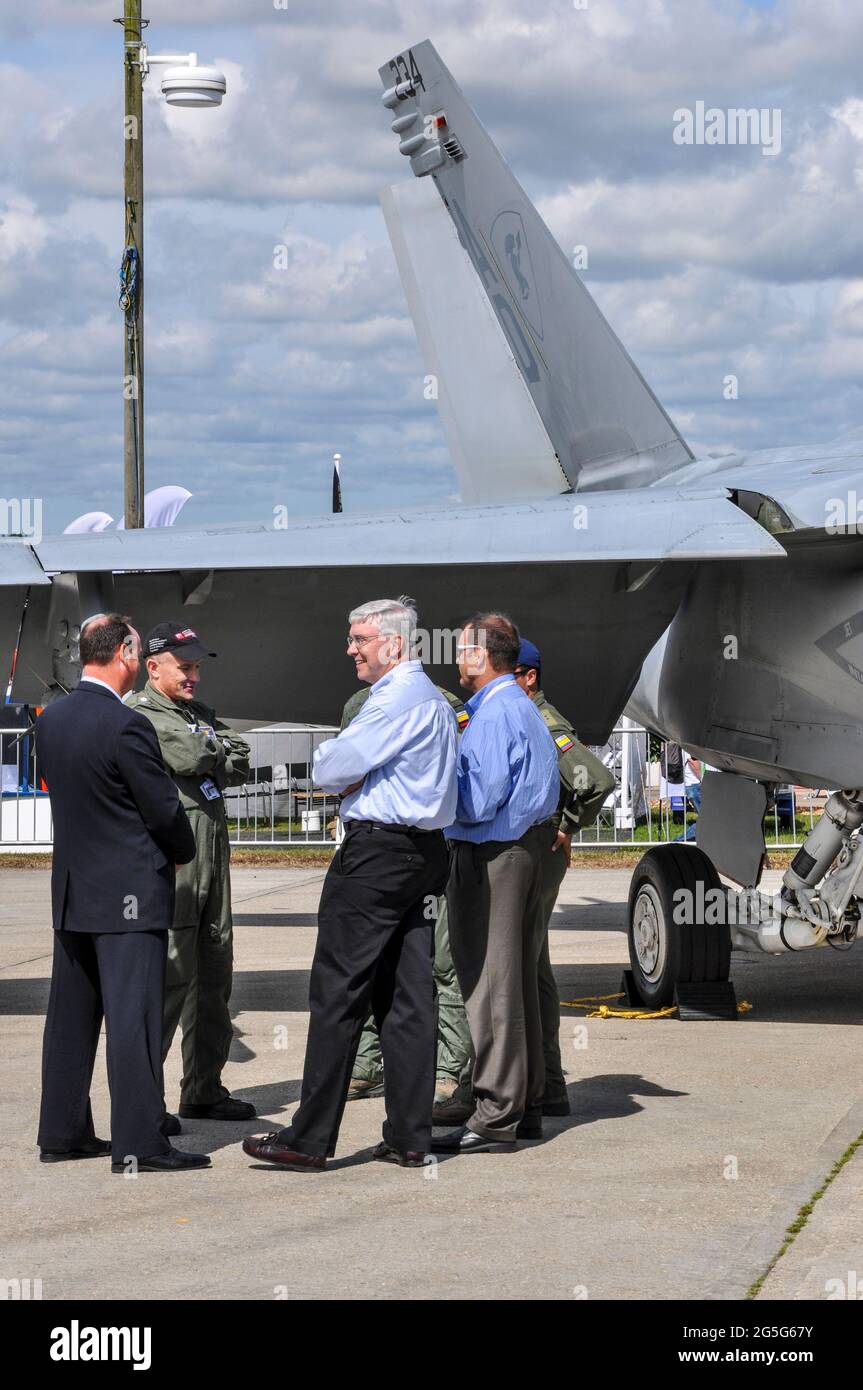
left=746, top=1130, right=863, bottom=1299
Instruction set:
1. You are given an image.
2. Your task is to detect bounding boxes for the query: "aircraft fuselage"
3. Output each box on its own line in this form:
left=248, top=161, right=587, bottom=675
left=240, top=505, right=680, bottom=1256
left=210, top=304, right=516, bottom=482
left=628, top=531, right=863, bottom=789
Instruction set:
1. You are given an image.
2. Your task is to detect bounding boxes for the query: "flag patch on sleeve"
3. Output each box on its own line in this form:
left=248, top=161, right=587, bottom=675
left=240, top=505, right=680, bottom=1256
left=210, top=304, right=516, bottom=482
left=555, top=734, right=574, bottom=752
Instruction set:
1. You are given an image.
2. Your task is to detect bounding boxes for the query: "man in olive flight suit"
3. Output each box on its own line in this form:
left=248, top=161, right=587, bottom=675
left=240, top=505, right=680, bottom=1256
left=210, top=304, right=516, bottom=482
left=128, top=622, right=254, bottom=1128
left=342, top=682, right=474, bottom=1113
left=514, top=638, right=615, bottom=1114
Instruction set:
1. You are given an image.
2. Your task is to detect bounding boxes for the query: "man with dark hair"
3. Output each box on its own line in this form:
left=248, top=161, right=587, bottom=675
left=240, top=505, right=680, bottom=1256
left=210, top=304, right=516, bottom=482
left=434, top=612, right=558, bottom=1155
left=514, top=637, right=615, bottom=1116
left=35, top=614, right=207, bottom=1173
left=78, top=612, right=134, bottom=667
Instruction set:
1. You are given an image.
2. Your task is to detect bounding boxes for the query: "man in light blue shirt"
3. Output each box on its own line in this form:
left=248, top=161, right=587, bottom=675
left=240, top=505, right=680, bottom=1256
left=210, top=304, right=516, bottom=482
left=243, top=597, right=457, bottom=1173
left=314, top=663, right=457, bottom=831
left=435, top=612, right=559, bottom=1155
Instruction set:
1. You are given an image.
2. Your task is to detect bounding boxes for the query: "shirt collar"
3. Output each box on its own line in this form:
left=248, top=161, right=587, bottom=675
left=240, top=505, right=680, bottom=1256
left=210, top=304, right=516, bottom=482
left=79, top=675, right=123, bottom=702
left=370, top=658, right=421, bottom=694
left=466, top=673, right=515, bottom=714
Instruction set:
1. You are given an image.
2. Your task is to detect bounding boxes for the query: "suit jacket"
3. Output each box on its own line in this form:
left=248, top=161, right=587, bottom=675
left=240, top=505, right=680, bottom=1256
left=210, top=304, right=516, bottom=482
left=35, top=682, right=196, bottom=933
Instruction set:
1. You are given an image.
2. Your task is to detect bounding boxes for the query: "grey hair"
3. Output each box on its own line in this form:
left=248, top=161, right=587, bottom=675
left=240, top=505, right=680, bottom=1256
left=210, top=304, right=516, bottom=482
left=348, top=595, right=418, bottom=642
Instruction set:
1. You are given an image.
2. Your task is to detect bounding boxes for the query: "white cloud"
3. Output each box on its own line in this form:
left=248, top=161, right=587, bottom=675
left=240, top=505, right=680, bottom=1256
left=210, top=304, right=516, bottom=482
left=0, top=197, right=50, bottom=260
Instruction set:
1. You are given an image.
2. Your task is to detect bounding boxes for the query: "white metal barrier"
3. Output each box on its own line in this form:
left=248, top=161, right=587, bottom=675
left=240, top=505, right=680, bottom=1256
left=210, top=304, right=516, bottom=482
left=0, top=721, right=825, bottom=851
left=0, top=723, right=52, bottom=849
left=224, top=725, right=341, bottom=845
left=575, top=724, right=824, bottom=849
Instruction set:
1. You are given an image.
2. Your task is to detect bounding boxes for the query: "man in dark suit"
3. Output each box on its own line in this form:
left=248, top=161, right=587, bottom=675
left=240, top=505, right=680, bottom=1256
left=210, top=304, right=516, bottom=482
left=35, top=613, right=209, bottom=1173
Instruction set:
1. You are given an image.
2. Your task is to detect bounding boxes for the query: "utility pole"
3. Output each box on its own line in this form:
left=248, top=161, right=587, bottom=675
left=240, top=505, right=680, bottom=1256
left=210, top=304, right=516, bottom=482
left=114, top=13, right=224, bottom=527
left=121, top=0, right=145, bottom=528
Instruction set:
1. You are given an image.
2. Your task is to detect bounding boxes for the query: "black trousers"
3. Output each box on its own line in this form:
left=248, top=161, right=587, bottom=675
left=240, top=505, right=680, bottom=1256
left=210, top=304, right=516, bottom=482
left=280, top=823, right=449, bottom=1158
left=38, top=929, right=171, bottom=1164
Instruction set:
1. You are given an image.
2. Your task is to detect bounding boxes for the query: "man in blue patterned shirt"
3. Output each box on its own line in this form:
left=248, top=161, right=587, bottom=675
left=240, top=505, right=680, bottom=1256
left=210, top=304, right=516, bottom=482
left=434, top=612, right=559, bottom=1155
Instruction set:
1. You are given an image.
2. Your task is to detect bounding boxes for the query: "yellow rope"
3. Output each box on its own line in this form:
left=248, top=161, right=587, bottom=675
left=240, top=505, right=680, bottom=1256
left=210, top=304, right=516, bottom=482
left=561, top=992, right=626, bottom=1005
left=560, top=993, right=753, bottom=1020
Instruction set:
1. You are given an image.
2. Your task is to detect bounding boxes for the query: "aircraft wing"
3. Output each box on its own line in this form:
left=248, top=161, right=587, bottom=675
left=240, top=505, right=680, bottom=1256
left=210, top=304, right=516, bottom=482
left=0, top=540, right=49, bottom=587
left=5, top=492, right=782, bottom=742
left=29, top=489, right=780, bottom=574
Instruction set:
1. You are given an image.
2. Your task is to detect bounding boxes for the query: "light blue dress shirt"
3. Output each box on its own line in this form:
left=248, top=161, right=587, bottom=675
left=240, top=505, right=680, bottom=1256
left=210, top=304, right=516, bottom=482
left=313, top=660, right=458, bottom=830
left=446, top=674, right=559, bottom=843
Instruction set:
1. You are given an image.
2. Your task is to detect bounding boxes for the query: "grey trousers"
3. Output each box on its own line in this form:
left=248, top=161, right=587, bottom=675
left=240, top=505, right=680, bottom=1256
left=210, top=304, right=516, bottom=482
left=538, top=841, right=568, bottom=1101
left=446, top=824, right=554, bottom=1140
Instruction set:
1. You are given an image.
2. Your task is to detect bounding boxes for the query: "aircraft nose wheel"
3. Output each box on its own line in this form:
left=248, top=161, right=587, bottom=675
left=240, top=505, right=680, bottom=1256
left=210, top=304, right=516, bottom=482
left=627, top=845, right=731, bottom=1007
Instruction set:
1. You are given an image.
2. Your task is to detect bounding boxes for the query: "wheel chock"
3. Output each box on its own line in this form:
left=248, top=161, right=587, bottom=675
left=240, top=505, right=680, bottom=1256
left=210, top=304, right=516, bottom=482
left=620, top=970, right=645, bottom=1007
left=674, top=980, right=739, bottom=1021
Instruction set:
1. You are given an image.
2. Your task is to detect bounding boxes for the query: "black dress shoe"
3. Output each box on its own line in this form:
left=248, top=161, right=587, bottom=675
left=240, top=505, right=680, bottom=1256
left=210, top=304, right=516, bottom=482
left=542, top=1097, right=571, bottom=1117
left=371, top=1141, right=427, bottom=1168
left=111, top=1146, right=211, bottom=1173
left=178, top=1096, right=257, bottom=1121
left=242, top=1133, right=326, bottom=1171
left=516, top=1120, right=543, bottom=1140
left=40, top=1138, right=111, bottom=1163
left=431, top=1125, right=516, bottom=1154
left=161, top=1113, right=182, bottom=1137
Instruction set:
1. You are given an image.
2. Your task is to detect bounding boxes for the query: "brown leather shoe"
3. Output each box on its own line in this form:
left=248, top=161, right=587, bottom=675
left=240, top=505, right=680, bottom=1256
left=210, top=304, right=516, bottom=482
left=431, top=1095, right=473, bottom=1126
left=371, top=1141, right=427, bottom=1168
left=346, top=1076, right=385, bottom=1101
left=242, top=1132, right=326, bottom=1171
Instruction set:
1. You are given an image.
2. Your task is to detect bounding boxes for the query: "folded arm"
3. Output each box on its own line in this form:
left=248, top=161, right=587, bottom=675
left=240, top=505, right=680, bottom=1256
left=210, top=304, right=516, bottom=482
left=313, top=702, right=412, bottom=793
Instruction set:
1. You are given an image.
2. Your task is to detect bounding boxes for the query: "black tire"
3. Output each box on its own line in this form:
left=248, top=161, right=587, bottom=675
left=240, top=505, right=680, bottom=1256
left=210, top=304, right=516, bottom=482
left=627, top=845, right=731, bottom=1007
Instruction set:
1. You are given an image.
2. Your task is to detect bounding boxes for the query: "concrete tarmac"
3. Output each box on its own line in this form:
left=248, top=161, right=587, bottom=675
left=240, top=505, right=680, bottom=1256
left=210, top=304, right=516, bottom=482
left=1, top=866, right=861, bottom=1302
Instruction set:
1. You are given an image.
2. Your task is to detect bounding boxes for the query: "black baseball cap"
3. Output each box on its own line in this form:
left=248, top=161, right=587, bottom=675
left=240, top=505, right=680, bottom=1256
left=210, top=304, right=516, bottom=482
left=144, top=621, right=217, bottom=661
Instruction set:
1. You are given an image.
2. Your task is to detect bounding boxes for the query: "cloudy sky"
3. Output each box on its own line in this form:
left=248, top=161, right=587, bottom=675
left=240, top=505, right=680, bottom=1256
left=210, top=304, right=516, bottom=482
left=1, top=0, right=862, bottom=533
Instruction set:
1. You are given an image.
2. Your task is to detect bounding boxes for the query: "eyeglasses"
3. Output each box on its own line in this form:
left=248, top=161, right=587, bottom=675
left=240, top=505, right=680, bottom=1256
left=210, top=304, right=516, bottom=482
left=346, top=633, right=380, bottom=651
left=455, top=643, right=482, bottom=654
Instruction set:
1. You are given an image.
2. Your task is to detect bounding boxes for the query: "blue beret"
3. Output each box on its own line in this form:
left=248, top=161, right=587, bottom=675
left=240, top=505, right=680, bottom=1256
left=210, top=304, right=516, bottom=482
left=518, top=638, right=542, bottom=671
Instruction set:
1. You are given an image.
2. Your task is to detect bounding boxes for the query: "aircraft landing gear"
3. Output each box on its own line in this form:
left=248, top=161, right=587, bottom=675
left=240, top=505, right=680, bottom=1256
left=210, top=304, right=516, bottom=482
left=627, top=845, right=731, bottom=1007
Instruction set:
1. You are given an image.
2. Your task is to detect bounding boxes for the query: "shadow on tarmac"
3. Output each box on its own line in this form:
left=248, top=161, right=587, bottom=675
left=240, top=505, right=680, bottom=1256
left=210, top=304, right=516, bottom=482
left=3, top=954, right=863, bottom=1024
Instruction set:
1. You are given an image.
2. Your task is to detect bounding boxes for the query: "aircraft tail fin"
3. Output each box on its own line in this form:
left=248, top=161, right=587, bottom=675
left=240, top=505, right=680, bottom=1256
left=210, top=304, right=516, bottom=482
left=379, top=41, right=693, bottom=492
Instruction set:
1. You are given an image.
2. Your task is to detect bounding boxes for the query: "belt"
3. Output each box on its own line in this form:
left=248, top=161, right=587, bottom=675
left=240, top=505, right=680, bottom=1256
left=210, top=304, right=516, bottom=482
left=449, top=821, right=555, bottom=847
left=346, top=820, right=442, bottom=837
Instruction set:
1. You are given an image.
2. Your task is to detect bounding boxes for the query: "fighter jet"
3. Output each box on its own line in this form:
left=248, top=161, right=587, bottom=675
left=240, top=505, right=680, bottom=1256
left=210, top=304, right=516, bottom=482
left=2, top=40, right=862, bottom=1006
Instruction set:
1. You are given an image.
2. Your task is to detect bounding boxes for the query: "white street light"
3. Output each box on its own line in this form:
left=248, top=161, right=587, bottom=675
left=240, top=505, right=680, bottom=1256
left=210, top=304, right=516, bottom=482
left=139, top=48, right=228, bottom=108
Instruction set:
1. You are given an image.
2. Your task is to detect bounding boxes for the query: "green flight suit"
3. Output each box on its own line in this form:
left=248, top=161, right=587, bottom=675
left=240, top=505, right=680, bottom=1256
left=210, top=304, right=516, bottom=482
left=341, top=683, right=473, bottom=1091
left=532, top=690, right=615, bottom=1102
left=127, top=681, right=251, bottom=1106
